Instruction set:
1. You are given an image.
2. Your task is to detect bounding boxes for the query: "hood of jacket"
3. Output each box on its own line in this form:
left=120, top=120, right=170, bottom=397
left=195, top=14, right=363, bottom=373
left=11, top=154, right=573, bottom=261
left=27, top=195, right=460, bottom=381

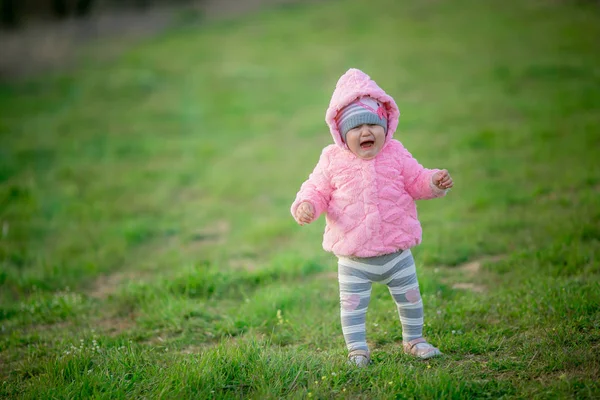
left=325, top=68, right=400, bottom=150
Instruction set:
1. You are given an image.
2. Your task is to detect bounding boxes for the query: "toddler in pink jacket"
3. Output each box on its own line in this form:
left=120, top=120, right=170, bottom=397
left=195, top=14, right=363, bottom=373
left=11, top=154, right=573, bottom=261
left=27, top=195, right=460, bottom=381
left=291, top=68, right=453, bottom=366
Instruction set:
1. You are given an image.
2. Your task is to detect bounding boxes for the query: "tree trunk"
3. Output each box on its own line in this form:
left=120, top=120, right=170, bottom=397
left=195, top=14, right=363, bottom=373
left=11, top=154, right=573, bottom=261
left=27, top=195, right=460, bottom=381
left=1, top=0, right=19, bottom=28
left=136, top=0, right=151, bottom=10
left=52, top=0, right=69, bottom=19
left=75, top=0, right=94, bottom=16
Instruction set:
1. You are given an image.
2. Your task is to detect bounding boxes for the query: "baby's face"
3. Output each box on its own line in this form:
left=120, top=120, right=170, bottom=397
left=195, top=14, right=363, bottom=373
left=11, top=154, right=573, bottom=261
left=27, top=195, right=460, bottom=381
left=345, top=124, right=386, bottom=160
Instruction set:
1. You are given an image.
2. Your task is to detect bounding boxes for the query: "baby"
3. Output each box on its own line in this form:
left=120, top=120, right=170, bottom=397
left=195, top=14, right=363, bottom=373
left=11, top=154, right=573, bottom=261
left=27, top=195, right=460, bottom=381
left=291, top=68, right=453, bottom=366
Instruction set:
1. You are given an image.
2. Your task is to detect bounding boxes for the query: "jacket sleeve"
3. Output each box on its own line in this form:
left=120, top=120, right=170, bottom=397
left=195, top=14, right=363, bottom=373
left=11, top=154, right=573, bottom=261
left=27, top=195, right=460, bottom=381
left=291, top=148, right=333, bottom=223
left=400, top=147, right=448, bottom=200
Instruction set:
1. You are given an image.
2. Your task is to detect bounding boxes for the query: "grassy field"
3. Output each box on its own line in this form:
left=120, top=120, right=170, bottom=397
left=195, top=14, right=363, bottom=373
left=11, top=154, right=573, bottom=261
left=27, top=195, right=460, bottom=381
left=1, top=0, right=599, bottom=398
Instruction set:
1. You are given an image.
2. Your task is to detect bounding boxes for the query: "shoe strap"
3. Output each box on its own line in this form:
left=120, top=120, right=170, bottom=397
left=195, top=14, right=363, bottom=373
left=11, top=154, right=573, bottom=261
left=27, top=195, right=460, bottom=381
left=405, top=337, right=427, bottom=349
left=348, top=349, right=370, bottom=359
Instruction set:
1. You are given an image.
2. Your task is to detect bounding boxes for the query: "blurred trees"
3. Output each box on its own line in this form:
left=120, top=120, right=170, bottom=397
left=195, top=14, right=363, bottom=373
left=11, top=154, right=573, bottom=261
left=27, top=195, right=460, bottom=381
left=2, top=0, right=95, bottom=27
left=1, top=0, right=189, bottom=29
left=51, top=0, right=95, bottom=18
left=1, top=0, right=18, bottom=27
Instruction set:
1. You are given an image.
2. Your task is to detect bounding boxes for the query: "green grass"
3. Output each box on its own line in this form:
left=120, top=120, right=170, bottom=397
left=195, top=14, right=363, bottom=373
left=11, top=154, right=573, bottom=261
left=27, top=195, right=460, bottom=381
left=1, top=0, right=599, bottom=398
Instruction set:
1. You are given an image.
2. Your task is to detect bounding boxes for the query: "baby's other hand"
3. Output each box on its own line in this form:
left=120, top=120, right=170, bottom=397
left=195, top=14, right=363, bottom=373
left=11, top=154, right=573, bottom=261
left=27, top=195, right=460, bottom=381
left=432, top=170, right=453, bottom=190
left=296, top=202, right=315, bottom=225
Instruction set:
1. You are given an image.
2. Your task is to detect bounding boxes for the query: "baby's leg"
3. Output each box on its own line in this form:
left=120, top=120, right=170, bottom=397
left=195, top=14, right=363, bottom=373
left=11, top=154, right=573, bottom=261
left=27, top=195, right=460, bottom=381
left=382, top=250, right=424, bottom=342
left=338, top=260, right=373, bottom=353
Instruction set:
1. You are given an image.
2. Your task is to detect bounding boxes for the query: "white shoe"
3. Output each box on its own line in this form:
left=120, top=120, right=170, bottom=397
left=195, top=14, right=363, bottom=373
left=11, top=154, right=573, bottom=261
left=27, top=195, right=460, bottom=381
left=403, top=338, right=442, bottom=359
left=348, top=350, right=370, bottom=367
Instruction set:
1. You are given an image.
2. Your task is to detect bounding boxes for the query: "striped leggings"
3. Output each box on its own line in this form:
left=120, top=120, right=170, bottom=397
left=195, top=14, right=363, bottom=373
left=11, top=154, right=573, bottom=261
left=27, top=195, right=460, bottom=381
left=337, top=249, right=423, bottom=353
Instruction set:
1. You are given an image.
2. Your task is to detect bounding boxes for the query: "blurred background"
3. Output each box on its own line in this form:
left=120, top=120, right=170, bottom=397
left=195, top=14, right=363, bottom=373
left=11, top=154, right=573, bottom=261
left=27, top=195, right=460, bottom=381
left=0, top=0, right=303, bottom=78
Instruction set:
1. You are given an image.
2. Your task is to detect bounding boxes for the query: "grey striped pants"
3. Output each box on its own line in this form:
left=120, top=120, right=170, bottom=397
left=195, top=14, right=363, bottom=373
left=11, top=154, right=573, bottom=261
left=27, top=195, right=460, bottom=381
left=337, top=249, right=424, bottom=353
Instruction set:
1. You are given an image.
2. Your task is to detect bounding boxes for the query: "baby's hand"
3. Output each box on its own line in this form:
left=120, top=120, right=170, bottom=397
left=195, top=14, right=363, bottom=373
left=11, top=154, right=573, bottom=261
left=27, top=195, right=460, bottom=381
left=432, top=170, right=453, bottom=190
left=295, top=202, right=315, bottom=225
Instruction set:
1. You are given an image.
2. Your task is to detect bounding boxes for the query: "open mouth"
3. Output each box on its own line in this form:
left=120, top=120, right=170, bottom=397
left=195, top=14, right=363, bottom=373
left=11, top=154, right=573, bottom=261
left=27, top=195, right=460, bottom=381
left=360, top=140, right=375, bottom=149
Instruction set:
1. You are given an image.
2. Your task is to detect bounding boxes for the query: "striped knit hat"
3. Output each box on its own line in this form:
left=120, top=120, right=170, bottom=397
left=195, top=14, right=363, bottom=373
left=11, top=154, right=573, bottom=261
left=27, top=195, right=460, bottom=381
left=336, top=96, right=388, bottom=143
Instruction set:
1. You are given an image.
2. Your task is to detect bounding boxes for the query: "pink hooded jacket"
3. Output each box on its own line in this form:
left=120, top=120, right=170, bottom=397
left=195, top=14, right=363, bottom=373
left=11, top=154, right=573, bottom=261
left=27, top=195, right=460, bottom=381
left=291, top=68, right=447, bottom=257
